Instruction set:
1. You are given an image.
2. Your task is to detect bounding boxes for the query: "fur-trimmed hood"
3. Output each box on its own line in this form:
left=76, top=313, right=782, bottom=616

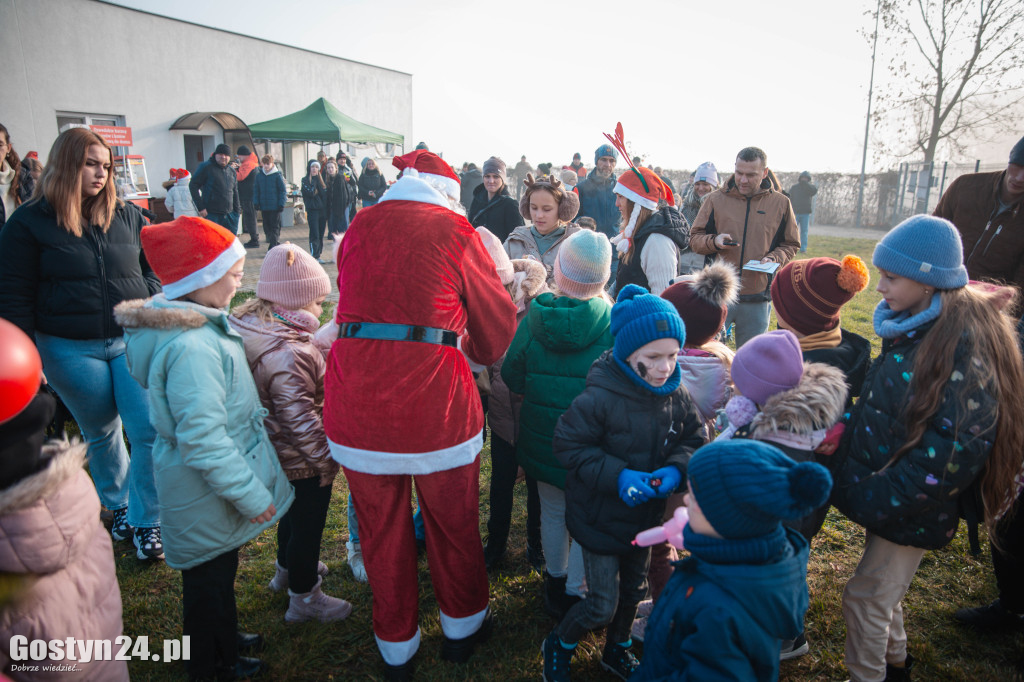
left=748, top=362, right=848, bottom=439
left=115, top=294, right=238, bottom=390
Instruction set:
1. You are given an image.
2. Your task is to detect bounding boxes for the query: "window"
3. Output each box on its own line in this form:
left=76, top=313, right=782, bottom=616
left=56, top=112, right=124, bottom=134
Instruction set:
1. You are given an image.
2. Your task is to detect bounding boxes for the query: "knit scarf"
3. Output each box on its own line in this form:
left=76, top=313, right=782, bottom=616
left=873, top=294, right=942, bottom=339
left=682, top=524, right=790, bottom=565
left=272, top=306, right=320, bottom=334
left=613, top=356, right=682, bottom=395
left=797, top=325, right=843, bottom=351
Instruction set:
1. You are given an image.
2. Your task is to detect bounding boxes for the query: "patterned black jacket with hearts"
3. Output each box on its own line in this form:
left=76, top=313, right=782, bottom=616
left=831, top=319, right=997, bottom=550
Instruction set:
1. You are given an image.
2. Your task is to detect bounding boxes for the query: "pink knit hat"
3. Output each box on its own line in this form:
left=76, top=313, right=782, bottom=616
left=476, top=226, right=514, bottom=285
left=554, top=229, right=611, bottom=300
left=257, top=244, right=331, bottom=309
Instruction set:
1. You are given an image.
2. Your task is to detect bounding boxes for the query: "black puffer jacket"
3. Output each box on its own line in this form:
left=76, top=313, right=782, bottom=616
left=832, top=320, right=997, bottom=550
left=357, top=168, right=388, bottom=202
left=468, top=183, right=524, bottom=243
left=802, top=328, right=871, bottom=410
left=553, top=351, right=703, bottom=555
left=0, top=198, right=161, bottom=340
left=615, top=205, right=690, bottom=294
left=188, top=156, right=240, bottom=215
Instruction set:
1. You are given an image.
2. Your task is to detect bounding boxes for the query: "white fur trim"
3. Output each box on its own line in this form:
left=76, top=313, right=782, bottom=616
left=379, top=174, right=450, bottom=210
left=162, top=238, right=246, bottom=299
left=328, top=431, right=483, bottom=475
left=440, top=606, right=488, bottom=640
left=614, top=181, right=658, bottom=211
left=375, top=628, right=421, bottom=666
left=418, top=172, right=460, bottom=200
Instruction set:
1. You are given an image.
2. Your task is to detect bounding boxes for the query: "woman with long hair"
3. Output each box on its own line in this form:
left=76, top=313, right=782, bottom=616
left=301, top=160, right=328, bottom=262
left=0, top=127, right=164, bottom=561
left=0, top=123, right=23, bottom=229
left=832, top=215, right=1024, bottom=681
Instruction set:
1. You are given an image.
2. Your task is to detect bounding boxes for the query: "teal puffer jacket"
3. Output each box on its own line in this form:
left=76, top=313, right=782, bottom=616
left=500, top=292, right=613, bottom=488
left=116, top=295, right=294, bottom=570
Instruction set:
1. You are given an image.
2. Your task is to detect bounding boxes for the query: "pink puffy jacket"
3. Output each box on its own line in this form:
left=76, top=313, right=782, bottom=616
left=0, top=443, right=128, bottom=681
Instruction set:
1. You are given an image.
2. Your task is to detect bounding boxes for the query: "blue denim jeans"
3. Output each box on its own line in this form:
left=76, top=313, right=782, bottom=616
left=556, top=545, right=650, bottom=646
left=796, top=213, right=810, bottom=252
left=724, top=300, right=772, bottom=349
left=36, top=333, right=160, bottom=528
left=348, top=492, right=423, bottom=544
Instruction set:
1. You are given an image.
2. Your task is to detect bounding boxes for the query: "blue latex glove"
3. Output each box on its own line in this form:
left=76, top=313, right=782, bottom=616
left=617, top=469, right=657, bottom=507
left=650, top=466, right=683, bottom=498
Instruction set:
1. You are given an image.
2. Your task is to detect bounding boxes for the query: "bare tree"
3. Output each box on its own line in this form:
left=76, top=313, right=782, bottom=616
left=871, top=0, right=1024, bottom=167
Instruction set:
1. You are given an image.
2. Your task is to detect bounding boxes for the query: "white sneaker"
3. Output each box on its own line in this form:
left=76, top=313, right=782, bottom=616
left=347, top=541, right=368, bottom=583
left=268, top=560, right=329, bottom=592
left=285, top=576, right=353, bottom=624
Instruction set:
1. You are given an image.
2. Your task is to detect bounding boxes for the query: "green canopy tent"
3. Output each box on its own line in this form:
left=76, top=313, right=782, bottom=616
left=248, top=97, right=404, bottom=146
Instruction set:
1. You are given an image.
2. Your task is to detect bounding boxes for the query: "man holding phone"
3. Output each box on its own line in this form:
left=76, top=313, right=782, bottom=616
left=688, top=147, right=800, bottom=347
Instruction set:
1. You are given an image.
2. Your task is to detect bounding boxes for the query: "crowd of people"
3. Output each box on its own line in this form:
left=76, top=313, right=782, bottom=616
left=0, top=120, right=1023, bottom=682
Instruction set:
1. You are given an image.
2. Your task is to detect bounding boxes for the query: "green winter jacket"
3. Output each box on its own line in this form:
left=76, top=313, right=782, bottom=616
left=501, top=292, right=613, bottom=488
left=115, top=295, right=294, bottom=570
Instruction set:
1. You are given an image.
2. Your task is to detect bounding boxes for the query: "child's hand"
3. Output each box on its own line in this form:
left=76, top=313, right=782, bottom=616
left=250, top=504, right=277, bottom=524
left=618, top=469, right=657, bottom=507
left=650, top=466, right=683, bottom=497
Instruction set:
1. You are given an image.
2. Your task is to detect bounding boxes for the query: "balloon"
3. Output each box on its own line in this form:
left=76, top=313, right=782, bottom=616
left=0, top=319, right=42, bottom=424
left=632, top=506, right=690, bottom=550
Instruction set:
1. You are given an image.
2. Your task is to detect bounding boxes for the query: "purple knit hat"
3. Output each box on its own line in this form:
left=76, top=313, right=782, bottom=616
left=257, top=244, right=331, bottom=309
left=731, top=330, right=804, bottom=405
left=554, top=229, right=611, bottom=299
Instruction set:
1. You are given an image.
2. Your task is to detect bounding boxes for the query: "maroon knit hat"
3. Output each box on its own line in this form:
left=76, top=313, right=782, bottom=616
left=660, top=261, right=739, bottom=347
left=771, top=255, right=870, bottom=336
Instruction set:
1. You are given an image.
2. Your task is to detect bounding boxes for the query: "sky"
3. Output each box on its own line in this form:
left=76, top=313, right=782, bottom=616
left=105, top=0, right=987, bottom=174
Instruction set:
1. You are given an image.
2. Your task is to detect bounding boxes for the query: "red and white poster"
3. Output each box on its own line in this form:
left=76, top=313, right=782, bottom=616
left=90, top=125, right=133, bottom=146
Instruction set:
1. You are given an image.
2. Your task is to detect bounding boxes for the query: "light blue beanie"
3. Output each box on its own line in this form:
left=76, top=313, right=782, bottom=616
left=872, top=215, right=968, bottom=289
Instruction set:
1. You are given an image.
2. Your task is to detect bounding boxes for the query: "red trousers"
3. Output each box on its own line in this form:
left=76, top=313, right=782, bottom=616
left=344, top=458, right=489, bottom=663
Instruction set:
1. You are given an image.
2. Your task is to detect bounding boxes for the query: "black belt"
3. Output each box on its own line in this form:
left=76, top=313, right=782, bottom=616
left=337, top=321, right=458, bottom=347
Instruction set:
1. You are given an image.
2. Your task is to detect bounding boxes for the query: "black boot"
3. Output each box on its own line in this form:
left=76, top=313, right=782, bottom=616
left=544, top=572, right=569, bottom=620
left=884, top=653, right=915, bottom=681
left=441, top=608, right=494, bottom=663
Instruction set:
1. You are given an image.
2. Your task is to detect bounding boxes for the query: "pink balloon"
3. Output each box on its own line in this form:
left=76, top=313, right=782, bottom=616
left=0, top=319, right=42, bottom=424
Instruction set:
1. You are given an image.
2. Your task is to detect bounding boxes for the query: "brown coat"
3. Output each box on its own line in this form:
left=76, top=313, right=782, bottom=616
left=228, top=313, right=339, bottom=485
left=0, top=443, right=129, bottom=682
left=689, top=178, right=801, bottom=298
left=933, top=170, right=1024, bottom=291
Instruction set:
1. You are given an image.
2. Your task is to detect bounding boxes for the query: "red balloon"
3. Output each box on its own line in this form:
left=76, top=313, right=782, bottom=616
left=0, top=319, right=42, bottom=424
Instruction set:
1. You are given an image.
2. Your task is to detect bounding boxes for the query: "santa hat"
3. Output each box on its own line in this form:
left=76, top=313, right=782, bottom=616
left=613, top=166, right=675, bottom=254
left=392, top=150, right=461, bottom=200
left=771, top=255, right=870, bottom=336
left=141, top=216, right=245, bottom=300
left=661, top=261, right=739, bottom=346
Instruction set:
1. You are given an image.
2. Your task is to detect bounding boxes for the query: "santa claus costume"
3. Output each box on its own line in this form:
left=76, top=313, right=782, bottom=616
left=324, top=150, right=517, bottom=677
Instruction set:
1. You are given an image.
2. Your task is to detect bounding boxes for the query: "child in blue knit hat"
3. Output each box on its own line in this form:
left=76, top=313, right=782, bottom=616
left=831, top=214, right=1024, bottom=682
left=631, top=439, right=832, bottom=682
left=544, top=283, right=704, bottom=681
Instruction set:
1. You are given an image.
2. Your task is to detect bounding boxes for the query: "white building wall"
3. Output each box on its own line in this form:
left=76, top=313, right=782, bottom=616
left=0, top=0, right=413, bottom=194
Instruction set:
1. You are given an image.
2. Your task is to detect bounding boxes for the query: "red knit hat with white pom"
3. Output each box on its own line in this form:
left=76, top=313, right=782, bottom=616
left=392, top=150, right=461, bottom=199
left=614, top=166, right=675, bottom=254
left=141, top=216, right=246, bottom=300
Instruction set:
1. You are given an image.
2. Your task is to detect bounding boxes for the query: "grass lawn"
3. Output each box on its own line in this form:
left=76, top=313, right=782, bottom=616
left=113, top=235, right=1023, bottom=681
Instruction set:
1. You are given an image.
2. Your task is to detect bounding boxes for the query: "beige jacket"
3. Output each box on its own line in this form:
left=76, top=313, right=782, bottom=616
left=689, top=178, right=800, bottom=298
left=0, top=442, right=129, bottom=681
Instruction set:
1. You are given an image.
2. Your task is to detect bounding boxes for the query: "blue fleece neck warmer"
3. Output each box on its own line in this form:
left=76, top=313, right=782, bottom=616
left=873, top=293, right=943, bottom=339
left=683, top=524, right=792, bottom=565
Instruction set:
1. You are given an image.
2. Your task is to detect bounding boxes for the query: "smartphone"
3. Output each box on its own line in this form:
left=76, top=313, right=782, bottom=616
left=722, top=239, right=739, bottom=246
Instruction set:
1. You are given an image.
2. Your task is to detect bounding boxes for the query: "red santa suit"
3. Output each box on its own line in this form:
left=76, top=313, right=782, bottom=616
left=324, top=151, right=517, bottom=668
